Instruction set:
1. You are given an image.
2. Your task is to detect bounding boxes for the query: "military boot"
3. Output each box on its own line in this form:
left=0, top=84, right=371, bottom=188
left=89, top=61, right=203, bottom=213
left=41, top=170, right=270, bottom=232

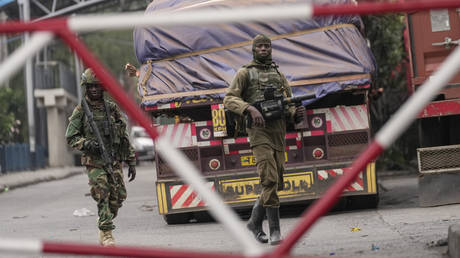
left=246, top=199, right=268, bottom=243
left=266, top=207, right=282, bottom=245
left=99, top=230, right=115, bottom=246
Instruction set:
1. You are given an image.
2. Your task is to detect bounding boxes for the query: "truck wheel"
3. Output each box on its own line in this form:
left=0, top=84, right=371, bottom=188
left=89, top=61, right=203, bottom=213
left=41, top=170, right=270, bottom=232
left=348, top=194, right=379, bottom=210
left=163, top=213, right=191, bottom=225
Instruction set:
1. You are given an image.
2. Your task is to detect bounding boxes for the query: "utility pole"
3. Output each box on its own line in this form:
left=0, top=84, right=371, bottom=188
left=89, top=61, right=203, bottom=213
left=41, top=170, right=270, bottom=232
left=0, top=12, right=8, bottom=88
left=18, top=0, right=36, bottom=168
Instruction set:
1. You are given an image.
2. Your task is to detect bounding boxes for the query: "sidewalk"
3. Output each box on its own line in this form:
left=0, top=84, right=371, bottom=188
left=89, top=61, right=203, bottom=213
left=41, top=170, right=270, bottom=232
left=0, top=166, right=85, bottom=192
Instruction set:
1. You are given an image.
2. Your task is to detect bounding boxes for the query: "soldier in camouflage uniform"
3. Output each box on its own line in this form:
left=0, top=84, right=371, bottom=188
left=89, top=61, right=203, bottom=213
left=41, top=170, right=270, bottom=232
left=65, top=68, right=137, bottom=246
left=224, top=34, right=305, bottom=245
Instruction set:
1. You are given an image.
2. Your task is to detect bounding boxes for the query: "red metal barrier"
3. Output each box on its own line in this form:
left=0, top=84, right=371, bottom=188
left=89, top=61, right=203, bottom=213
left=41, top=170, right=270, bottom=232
left=1, top=0, right=460, bottom=257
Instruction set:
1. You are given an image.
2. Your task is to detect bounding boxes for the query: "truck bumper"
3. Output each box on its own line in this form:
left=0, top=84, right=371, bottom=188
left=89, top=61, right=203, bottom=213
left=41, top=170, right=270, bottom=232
left=156, top=162, right=377, bottom=215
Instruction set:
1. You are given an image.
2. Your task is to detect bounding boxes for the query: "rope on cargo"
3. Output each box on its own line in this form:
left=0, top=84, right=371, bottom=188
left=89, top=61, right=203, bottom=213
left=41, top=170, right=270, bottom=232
left=140, top=73, right=371, bottom=102
left=140, top=59, right=152, bottom=96
left=149, top=24, right=356, bottom=63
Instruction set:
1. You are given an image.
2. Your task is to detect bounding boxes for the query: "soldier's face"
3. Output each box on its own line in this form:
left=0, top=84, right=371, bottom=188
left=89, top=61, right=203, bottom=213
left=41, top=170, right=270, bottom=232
left=86, top=83, right=104, bottom=101
left=254, top=43, right=271, bottom=57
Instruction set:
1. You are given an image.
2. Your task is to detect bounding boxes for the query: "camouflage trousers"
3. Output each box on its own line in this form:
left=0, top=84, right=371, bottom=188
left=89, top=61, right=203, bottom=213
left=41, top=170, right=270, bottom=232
left=252, top=144, right=285, bottom=208
left=86, top=166, right=127, bottom=231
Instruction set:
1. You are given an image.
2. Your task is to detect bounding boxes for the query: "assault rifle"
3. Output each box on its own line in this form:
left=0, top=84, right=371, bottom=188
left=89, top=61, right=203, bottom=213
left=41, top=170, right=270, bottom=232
left=247, top=86, right=315, bottom=128
left=81, top=98, right=115, bottom=179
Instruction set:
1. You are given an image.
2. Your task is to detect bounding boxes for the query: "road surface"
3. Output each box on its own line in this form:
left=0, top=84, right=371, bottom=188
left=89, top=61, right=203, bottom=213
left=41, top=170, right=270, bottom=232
left=0, top=163, right=458, bottom=257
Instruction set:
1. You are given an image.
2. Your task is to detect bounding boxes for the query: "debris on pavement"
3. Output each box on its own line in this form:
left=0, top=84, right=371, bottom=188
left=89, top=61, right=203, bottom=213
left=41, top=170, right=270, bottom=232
left=426, top=238, right=448, bottom=247
left=371, top=244, right=380, bottom=251
left=73, top=208, right=95, bottom=217
left=351, top=227, right=361, bottom=232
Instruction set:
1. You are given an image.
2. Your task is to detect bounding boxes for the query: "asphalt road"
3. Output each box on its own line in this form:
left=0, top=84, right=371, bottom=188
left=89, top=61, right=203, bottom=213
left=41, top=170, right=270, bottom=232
left=1, top=163, right=459, bottom=258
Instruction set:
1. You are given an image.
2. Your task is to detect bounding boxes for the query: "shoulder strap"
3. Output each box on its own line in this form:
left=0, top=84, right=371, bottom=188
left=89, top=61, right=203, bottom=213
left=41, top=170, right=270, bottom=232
left=248, top=67, right=259, bottom=86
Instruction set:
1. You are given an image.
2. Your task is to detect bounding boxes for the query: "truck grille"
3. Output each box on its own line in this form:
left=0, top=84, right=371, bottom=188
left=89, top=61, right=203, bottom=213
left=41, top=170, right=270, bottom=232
left=157, top=147, right=199, bottom=178
left=327, top=131, right=368, bottom=159
left=418, top=145, right=460, bottom=173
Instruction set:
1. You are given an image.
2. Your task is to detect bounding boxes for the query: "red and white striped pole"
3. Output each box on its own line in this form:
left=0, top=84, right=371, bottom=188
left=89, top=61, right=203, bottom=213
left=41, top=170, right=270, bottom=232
left=0, top=238, right=245, bottom=258
left=1, top=0, right=460, bottom=257
left=271, top=44, right=460, bottom=258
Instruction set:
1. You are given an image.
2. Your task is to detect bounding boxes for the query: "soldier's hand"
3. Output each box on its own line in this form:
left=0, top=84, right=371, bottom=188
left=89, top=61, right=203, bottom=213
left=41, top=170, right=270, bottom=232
left=128, top=165, right=136, bottom=182
left=247, top=106, right=265, bottom=128
left=83, top=140, right=101, bottom=154
left=124, top=63, right=139, bottom=77
left=294, top=106, right=306, bottom=123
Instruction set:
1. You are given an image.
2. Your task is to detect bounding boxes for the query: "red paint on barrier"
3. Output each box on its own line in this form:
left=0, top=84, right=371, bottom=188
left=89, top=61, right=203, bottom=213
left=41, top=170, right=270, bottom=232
left=42, top=241, right=243, bottom=258
left=313, top=0, right=460, bottom=16
left=57, top=30, right=159, bottom=141
left=271, top=141, right=383, bottom=257
left=418, top=99, right=460, bottom=118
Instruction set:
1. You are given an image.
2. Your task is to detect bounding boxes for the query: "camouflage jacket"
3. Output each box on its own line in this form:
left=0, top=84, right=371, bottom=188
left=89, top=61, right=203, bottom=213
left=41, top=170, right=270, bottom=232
left=223, top=61, right=295, bottom=152
left=65, top=97, right=136, bottom=167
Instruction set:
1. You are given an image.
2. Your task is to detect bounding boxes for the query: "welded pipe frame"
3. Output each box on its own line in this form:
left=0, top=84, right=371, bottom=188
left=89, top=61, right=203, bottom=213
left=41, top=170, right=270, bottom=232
left=1, top=0, right=460, bottom=257
left=0, top=32, right=54, bottom=92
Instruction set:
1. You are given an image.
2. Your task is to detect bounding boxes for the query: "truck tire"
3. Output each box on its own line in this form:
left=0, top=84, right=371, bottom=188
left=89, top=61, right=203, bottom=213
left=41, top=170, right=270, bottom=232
left=348, top=194, right=379, bottom=210
left=163, top=213, right=191, bottom=225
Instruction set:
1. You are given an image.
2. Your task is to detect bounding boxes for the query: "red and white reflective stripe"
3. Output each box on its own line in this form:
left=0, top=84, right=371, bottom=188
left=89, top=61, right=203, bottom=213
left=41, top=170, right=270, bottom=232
left=194, top=121, right=212, bottom=127
left=226, top=149, right=252, bottom=155
left=317, top=169, right=363, bottom=191
left=303, top=130, right=324, bottom=136
left=223, top=137, right=250, bottom=144
left=308, top=105, right=368, bottom=132
left=170, top=182, right=215, bottom=209
left=197, top=140, right=222, bottom=146
left=285, top=132, right=297, bottom=139
left=286, top=146, right=297, bottom=151
left=157, top=123, right=193, bottom=148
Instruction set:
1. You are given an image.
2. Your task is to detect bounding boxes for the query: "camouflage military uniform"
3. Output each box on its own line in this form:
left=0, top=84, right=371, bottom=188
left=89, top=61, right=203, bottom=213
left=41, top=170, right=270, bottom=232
left=224, top=60, right=295, bottom=208
left=224, top=34, right=298, bottom=245
left=66, top=95, right=136, bottom=232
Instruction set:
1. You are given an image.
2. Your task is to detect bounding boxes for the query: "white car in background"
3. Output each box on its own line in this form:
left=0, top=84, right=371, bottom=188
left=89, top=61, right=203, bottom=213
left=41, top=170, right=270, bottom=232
left=130, top=126, right=155, bottom=164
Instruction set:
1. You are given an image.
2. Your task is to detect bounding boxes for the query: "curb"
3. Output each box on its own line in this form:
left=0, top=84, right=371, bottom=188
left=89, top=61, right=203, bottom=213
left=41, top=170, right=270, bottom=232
left=0, top=167, right=85, bottom=193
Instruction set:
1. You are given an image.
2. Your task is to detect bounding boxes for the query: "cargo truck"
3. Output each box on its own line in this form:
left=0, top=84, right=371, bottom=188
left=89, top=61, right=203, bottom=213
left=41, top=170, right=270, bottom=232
left=133, top=0, right=379, bottom=224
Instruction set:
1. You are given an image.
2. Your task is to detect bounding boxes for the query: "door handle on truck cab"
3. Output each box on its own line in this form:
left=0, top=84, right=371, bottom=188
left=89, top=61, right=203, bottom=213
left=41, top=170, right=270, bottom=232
left=432, top=37, right=460, bottom=49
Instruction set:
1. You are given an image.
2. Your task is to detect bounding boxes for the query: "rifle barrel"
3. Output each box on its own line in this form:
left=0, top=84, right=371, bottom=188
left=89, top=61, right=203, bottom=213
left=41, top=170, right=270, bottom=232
left=284, top=93, right=316, bottom=104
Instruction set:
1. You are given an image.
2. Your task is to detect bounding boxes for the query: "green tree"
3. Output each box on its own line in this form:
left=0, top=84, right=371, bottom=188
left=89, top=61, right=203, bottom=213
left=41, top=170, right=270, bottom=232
left=0, top=85, right=27, bottom=143
left=363, top=14, right=418, bottom=171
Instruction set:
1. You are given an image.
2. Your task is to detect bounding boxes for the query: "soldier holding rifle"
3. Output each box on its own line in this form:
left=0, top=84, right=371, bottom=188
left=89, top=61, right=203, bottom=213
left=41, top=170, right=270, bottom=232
left=65, top=68, right=137, bottom=246
left=224, top=34, right=306, bottom=245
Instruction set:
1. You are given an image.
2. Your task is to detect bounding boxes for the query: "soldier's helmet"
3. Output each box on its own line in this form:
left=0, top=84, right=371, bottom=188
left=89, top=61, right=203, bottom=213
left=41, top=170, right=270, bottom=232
left=80, top=68, right=100, bottom=86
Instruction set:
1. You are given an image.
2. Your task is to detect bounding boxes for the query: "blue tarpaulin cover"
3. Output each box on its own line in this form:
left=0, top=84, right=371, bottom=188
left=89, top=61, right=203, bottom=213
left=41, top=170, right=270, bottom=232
left=134, top=0, right=377, bottom=107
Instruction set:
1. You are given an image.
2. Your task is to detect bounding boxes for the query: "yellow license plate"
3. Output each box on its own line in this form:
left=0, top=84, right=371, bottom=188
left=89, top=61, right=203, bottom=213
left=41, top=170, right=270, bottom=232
left=211, top=104, right=227, bottom=137
left=240, top=153, right=289, bottom=166
left=220, top=171, right=314, bottom=203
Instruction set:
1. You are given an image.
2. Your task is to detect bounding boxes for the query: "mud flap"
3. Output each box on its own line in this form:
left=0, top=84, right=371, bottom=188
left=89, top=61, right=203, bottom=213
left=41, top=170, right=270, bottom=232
left=419, top=171, right=460, bottom=207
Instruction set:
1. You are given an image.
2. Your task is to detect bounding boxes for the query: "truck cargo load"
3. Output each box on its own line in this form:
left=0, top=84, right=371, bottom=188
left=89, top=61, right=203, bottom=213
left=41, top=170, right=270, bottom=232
left=134, top=0, right=376, bottom=107
left=133, top=0, right=379, bottom=224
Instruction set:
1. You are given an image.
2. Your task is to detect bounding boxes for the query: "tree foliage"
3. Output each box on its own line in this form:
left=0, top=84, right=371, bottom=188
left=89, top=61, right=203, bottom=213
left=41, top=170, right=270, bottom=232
left=363, top=14, right=418, bottom=171
left=0, top=85, right=27, bottom=143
